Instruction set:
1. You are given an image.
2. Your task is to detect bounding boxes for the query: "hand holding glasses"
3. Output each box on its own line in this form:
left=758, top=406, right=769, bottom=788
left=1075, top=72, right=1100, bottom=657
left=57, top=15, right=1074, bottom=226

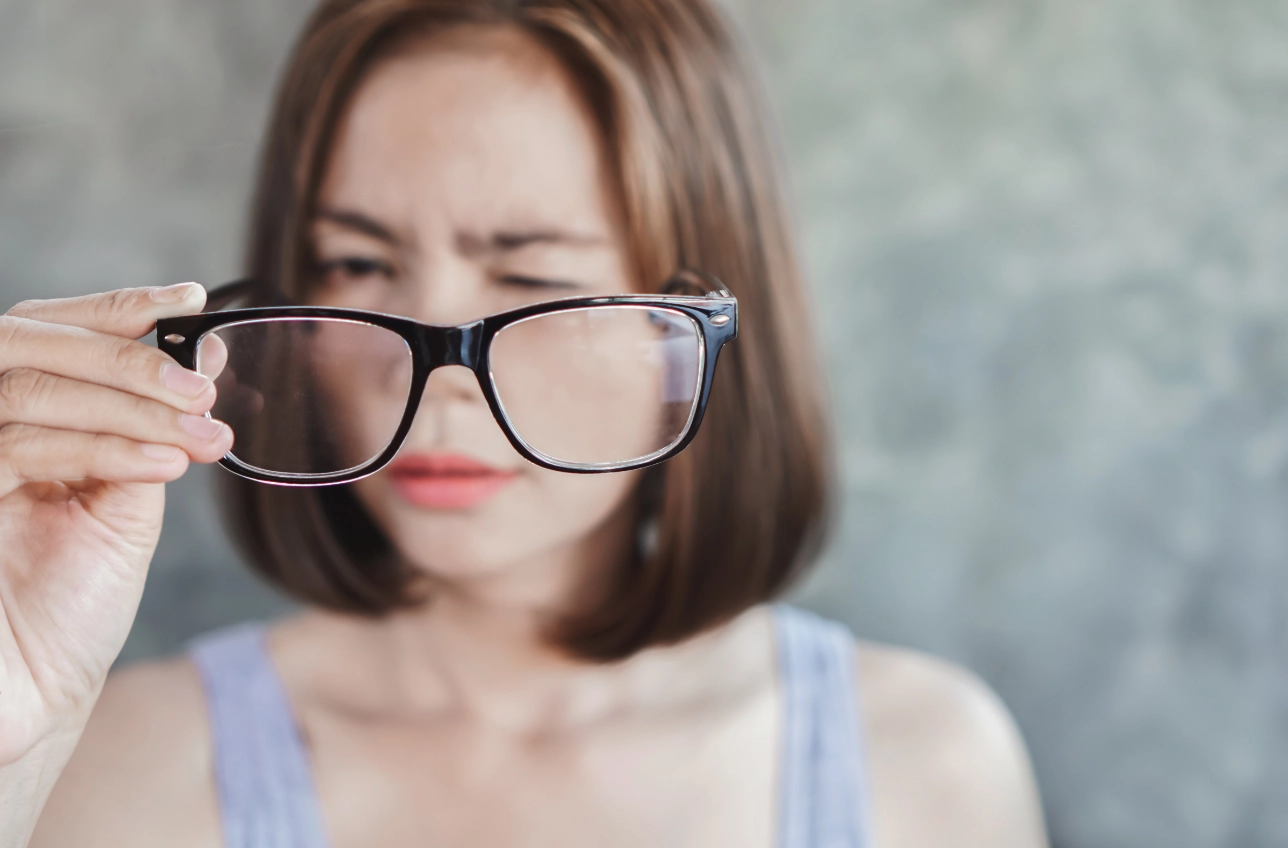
left=155, top=271, right=737, bottom=485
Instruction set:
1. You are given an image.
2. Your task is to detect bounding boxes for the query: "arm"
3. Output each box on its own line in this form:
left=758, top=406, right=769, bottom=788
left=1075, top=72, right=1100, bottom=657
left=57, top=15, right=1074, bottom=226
left=29, top=660, right=220, bottom=848
left=0, top=284, right=230, bottom=846
left=0, top=729, right=86, bottom=848
left=857, top=644, right=1049, bottom=848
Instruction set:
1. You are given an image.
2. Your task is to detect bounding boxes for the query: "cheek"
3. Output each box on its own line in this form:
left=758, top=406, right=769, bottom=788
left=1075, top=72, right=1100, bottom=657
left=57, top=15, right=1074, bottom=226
left=353, top=465, right=642, bottom=576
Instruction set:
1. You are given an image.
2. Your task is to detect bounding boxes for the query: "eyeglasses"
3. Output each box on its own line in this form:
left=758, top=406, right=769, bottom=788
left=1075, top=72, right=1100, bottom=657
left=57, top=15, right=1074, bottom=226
left=155, top=271, right=737, bottom=485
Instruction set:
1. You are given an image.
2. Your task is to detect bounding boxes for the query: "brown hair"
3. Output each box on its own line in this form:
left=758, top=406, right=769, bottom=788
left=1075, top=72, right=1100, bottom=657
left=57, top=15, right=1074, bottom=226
left=223, top=0, right=833, bottom=661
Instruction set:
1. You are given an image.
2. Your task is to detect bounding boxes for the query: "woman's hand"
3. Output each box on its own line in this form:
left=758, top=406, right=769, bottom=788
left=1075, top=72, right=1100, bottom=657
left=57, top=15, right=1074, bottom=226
left=0, top=284, right=232, bottom=819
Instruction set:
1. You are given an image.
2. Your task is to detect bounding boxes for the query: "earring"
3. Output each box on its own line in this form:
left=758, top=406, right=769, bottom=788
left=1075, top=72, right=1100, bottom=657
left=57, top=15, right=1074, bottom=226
left=637, top=514, right=660, bottom=560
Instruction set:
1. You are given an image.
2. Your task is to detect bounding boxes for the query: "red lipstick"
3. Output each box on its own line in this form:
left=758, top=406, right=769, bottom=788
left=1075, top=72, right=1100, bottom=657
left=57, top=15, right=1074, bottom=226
left=386, top=453, right=517, bottom=509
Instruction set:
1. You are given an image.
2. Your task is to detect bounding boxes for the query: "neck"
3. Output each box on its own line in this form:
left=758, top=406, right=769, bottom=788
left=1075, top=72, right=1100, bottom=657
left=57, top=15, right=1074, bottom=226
left=291, top=502, right=773, bottom=734
left=350, top=530, right=769, bottom=735
left=370, top=595, right=770, bottom=736
left=370, top=502, right=642, bottom=731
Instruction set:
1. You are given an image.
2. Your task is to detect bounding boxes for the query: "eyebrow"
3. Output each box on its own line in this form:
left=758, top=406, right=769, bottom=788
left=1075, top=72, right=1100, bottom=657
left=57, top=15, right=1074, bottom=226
left=313, top=207, right=608, bottom=254
left=314, top=208, right=404, bottom=246
left=466, top=229, right=608, bottom=253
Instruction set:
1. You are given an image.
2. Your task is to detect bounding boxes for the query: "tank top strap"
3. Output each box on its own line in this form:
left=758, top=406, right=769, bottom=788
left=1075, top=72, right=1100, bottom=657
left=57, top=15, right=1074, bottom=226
left=188, top=623, right=330, bottom=848
left=773, top=604, right=874, bottom=848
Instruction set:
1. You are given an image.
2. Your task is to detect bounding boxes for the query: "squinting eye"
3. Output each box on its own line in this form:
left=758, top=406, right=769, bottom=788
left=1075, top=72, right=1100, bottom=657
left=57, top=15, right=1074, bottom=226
left=498, top=274, right=581, bottom=291
left=316, top=257, right=394, bottom=280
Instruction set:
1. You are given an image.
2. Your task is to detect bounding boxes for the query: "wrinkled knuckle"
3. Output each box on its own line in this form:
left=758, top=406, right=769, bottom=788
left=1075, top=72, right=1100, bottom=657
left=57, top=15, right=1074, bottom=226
left=108, top=338, right=153, bottom=380
left=96, top=288, right=136, bottom=319
left=88, top=432, right=119, bottom=455
left=0, top=368, right=45, bottom=417
left=106, top=339, right=133, bottom=371
left=0, top=315, right=25, bottom=351
left=0, top=422, right=32, bottom=461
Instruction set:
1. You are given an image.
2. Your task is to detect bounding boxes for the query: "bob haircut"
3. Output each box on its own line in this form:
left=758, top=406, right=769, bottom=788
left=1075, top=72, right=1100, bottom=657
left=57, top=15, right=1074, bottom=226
left=223, top=0, right=833, bottom=661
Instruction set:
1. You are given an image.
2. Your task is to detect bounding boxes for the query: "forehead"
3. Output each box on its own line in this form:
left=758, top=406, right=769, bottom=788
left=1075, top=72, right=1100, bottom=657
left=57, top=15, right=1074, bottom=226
left=320, top=27, right=618, bottom=237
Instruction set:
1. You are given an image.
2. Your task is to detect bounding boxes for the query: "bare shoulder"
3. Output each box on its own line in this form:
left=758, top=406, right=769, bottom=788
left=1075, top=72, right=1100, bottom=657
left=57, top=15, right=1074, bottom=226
left=855, top=642, right=1049, bottom=848
left=30, top=657, right=221, bottom=848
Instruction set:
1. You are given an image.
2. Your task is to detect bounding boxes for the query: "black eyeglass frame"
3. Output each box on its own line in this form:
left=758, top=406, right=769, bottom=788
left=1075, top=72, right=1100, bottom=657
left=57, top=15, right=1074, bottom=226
left=155, top=272, right=738, bottom=485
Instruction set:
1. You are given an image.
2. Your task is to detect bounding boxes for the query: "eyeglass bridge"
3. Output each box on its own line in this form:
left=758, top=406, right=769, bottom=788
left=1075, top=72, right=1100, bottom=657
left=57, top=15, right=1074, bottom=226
left=420, top=321, right=485, bottom=370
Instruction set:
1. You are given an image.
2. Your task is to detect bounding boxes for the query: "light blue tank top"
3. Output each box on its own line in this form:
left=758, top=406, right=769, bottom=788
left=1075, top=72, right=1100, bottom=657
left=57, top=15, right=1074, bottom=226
left=188, top=605, right=872, bottom=847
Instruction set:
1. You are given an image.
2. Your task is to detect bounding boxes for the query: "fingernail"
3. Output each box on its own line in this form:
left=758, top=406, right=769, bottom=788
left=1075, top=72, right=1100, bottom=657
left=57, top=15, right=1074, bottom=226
left=140, top=443, right=183, bottom=462
left=162, top=363, right=212, bottom=398
left=150, top=282, right=199, bottom=304
left=180, top=413, right=225, bottom=441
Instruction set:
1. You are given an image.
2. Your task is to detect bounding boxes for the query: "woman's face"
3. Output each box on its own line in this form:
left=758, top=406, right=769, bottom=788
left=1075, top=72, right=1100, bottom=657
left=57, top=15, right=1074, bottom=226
left=309, top=27, right=644, bottom=587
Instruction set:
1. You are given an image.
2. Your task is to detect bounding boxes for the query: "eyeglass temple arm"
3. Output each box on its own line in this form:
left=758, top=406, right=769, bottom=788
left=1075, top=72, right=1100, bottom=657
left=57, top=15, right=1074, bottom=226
left=663, top=269, right=734, bottom=300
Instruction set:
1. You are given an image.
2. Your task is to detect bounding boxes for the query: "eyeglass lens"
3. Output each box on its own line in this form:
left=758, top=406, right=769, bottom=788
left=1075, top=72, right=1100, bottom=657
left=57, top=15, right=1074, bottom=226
left=195, top=306, right=703, bottom=476
left=489, top=306, right=702, bottom=467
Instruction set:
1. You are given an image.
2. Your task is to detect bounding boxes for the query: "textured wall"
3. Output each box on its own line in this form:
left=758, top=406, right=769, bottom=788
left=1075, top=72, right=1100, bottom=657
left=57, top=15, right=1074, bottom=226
left=3, top=0, right=1287, bottom=846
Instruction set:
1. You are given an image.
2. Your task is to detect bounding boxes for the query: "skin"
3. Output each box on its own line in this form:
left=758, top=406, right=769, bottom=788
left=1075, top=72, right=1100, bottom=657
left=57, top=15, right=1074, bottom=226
left=0, top=25, right=1048, bottom=848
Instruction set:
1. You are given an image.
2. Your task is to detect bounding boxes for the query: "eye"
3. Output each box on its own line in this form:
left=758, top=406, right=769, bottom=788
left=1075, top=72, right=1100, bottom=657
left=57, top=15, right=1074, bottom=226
left=315, top=256, right=395, bottom=281
left=498, top=274, right=584, bottom=291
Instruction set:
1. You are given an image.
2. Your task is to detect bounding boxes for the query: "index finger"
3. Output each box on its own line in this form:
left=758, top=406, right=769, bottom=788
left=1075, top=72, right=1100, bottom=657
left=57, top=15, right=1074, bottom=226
left=6, top=283, right=207, bottom=340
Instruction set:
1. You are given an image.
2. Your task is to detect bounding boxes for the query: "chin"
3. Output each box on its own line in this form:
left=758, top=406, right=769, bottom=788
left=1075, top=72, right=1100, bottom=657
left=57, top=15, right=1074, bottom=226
left=374, top=503, right=529, bottom=581
left=354, top=463, right=640, bottom=590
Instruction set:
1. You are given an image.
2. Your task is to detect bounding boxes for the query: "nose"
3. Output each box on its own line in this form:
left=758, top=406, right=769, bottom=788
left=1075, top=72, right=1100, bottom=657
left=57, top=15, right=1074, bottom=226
left=402, top=258, right=492, bottom=327
left=397, top=362, right=498, bottom=453
left=409, top=364, right=492, bottom=440
left=420, top=363, right=480, bottom=401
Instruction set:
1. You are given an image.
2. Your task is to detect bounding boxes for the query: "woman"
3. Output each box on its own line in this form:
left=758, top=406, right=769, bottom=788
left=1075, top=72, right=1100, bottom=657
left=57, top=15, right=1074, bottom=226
left=0, top=1, right=1047, bottom=846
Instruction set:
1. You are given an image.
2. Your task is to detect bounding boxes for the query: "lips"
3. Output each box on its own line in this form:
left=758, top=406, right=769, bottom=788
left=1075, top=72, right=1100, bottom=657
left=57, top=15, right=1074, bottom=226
left=386, top=453, right=518, bottom=509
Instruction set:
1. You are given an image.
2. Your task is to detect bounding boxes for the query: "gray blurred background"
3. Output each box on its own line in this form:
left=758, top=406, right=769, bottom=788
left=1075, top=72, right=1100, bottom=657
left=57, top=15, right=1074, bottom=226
left=2, top=0, right=1286, bottom=845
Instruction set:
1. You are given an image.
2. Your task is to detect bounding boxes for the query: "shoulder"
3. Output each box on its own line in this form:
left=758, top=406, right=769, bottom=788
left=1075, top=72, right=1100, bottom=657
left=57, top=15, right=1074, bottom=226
left=31, top=656, right=221, bottom=848
left=854, top=641, right=1049, bottom=848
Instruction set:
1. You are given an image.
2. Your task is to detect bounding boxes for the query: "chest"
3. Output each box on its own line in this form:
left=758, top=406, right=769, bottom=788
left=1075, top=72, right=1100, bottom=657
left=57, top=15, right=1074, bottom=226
left=304, top=691, right=780, bottom=848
